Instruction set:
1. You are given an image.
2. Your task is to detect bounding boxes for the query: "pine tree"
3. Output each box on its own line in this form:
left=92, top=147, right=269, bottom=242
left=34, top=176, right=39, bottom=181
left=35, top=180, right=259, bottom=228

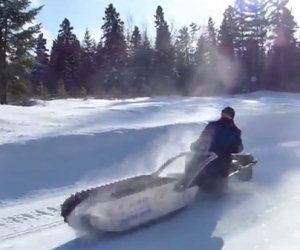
left=218, top=6, right=238, bottom=59
left=266, top=4, right=298, bottom=90
left=101, top=4, right=127, bottom=92
left=0, top=0, right=42, bottom=104
left=190, top=34, right=207, bottom=94
left=205, top=17, right=218, bottom=67
left=202, top=17, right=228, bottom=94
left=35, top=33, right=49, bottom=65
left=189, top=23, right=200, bottom=48
left=128, top=26, right=142, bottom=87
left=207, top=17, right=217, bottom=47
left=175, top=27, right=191, bottom=65
left=175, top=26, right=193, bottom=94
left=139, top=30, right=154, bottom=94
left=102, top=4, right=127, bottom=63
left=268, top=2, right=298, bottom=46
left=82, top=29, right=96, bottom=58
left=87, top=39, right=103, bottom=95
left=95, top=40, right=103, bottom=66
left=155, top=6, right=171, bottom=52
left=126, top=27, right=153, bottom=95
left=194, top=35, right=207, bottom=66
left=141, top=30, right=151, bottom=50
left=235, top=0, right=268, bottom=84
left=50, top=18, right=81, bottom=94
left=245, top=0, right=268, bottom=53
left=130, top=26, right=142, bottom=52
left=279, top=7, right=298, bottom=45
left=31, top=33, right=49, bottom=94
left=153, top=5, right=175, bottom=94
left=267, top=0, right=290, bottom=41
left=79, top=28, right=96, bottom=91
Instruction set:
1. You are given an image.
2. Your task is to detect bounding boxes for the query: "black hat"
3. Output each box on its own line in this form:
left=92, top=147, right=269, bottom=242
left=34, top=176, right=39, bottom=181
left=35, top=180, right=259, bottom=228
left=222, top=106, right=235, bottom=119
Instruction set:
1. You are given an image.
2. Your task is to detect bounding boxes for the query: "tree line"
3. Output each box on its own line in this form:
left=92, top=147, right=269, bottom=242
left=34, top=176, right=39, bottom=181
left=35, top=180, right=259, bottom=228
left=0, top=0, right=299, bottom=104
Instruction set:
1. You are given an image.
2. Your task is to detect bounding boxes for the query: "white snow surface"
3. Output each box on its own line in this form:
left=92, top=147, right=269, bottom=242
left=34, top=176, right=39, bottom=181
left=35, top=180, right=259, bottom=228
left=1, top=91, right=300, bottom=250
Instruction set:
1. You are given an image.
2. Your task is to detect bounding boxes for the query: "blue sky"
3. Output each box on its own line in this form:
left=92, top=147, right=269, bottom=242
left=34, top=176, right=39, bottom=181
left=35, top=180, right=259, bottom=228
left=31, top=0, right=299, bottom=47
left=31, top=0, right=234, bottom=45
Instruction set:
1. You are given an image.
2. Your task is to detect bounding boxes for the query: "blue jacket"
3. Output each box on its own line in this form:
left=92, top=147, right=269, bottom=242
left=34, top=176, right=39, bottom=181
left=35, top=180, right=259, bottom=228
left=191, top=118, right=243, bottom=157
left=191, top=118, right=243, bottom=177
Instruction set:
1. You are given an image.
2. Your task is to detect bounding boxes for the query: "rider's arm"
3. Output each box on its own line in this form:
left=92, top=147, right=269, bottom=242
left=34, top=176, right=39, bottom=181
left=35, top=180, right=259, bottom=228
left=190, top=123, right=213, bottom=152
left=232, top=130, right=243, bottom=153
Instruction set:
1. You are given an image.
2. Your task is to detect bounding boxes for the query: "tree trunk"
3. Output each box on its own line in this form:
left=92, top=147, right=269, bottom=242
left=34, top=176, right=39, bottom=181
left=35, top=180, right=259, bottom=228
left=0, top=70, right=8, bottom=105
left=0, top=52, right=8, bottom=105
left=0, top=0, right=8, bottom=105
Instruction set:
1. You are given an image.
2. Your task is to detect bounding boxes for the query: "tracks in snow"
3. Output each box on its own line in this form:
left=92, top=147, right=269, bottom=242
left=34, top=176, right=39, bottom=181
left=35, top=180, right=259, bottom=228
left=0, top=199, right=65, bottom=242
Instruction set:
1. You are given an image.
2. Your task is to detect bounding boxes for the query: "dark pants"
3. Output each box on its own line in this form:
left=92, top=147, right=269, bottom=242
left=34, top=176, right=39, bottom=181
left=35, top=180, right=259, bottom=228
left=185, top=152, right=230, bottom=192
left=205, top=156, right=232, bottom=178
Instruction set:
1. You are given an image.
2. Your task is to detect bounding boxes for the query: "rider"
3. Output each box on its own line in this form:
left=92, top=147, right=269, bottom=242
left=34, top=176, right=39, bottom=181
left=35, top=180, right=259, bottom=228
left=190, top=106, right=243, bottom=179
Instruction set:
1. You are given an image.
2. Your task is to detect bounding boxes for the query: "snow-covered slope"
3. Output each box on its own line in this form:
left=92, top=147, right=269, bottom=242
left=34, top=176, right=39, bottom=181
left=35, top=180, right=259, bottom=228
left=1, top=91, right=300, bottom=250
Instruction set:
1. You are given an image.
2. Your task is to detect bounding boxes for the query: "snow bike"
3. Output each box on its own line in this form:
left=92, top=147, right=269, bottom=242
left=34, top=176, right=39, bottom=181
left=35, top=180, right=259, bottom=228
left=61, top=152, right=257, bottom=232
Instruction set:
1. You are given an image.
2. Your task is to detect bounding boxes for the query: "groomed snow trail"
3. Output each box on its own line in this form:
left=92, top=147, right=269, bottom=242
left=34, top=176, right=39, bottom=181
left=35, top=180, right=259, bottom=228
left=1, top=92, right=300, bottom=250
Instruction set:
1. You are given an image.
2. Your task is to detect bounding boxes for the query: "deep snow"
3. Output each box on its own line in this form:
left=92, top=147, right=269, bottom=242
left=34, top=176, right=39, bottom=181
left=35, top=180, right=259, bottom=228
left=1, top=92, right=300, bottom=250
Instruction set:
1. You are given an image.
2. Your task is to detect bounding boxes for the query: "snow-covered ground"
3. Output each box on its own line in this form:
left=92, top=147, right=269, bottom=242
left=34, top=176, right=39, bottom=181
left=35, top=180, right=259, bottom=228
left=1, top=91, right=300, bottom=250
